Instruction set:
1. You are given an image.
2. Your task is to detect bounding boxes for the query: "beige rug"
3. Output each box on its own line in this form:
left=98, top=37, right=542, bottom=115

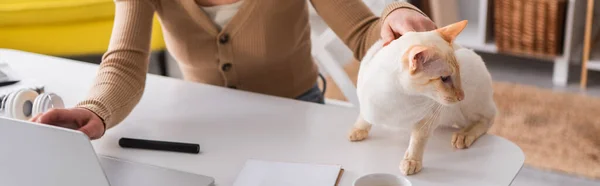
left=323, top=61, right=600, bottom=180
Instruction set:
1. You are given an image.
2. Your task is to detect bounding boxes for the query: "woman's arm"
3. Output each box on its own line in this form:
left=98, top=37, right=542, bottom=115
left=310, top=0, right=428, bottom=60
left=75, top=0, right=156, bottom=129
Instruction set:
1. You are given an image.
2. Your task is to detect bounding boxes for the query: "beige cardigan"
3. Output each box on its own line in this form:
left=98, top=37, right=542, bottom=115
left=75, top=0, right=426, bottom=129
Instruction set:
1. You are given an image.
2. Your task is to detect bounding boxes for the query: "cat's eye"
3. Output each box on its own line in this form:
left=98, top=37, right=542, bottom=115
left=441, top=76, right=450, bottom=82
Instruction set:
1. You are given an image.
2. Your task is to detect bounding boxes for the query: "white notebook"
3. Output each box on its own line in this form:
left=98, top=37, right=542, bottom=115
left=233, top=159, right=343, bottom=186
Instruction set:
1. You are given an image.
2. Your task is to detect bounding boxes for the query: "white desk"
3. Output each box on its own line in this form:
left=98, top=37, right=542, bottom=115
left=0, top=49, right=524, bottom=186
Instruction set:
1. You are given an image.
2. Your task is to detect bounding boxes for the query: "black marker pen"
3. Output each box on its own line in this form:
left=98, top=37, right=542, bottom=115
left=119, top=137, right=200, bottom=154
left=0, top=80, right=19, bottom=87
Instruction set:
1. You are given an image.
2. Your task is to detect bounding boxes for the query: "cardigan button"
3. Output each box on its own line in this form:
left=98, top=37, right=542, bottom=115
left=221, top=63, right=232, bottom=71
left=219, top=34, right=229, bottom=44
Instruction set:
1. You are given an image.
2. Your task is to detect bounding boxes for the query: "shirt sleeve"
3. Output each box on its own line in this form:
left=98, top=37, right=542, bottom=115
left=75, top=0, right=156, bottom=129
left=309, top=0, right=427, bottom=60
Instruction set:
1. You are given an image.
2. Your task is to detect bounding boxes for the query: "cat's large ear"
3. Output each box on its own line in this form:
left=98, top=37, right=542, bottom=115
left=407, top=45, right=447, bottom=75
left=436, top=20, right=468, bottom=43
left=407, top=45, right=430, bottom=74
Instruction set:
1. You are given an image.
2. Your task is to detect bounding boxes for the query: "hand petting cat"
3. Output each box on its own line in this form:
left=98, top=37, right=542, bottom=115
left=381, top=8, right=437, bottom=45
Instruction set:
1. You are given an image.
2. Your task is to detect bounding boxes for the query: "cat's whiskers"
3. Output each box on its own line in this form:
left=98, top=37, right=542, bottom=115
left=410, top=100, right=436, bottom=107
left=417, top=103, right=443, bottom=133
left=410, top=101, right=437, bottom=121
left=424, top=105, right=439, bottom=130
left=432, top=104, right=444, bottom=129
left=423, top=104, right=443, bottom=133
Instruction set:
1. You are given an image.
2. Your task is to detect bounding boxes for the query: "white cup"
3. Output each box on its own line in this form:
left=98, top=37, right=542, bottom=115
left=353, top=173, right=412, bottom=186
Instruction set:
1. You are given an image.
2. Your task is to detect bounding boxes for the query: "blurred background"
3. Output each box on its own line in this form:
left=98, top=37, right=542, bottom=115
left=1, top=0, right=599, bottom=185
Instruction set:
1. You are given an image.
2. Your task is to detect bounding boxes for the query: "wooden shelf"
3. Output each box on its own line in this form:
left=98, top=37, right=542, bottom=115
left=585, top=46, right=600, bottom=70
left=428, top=0, right=587, bottom=86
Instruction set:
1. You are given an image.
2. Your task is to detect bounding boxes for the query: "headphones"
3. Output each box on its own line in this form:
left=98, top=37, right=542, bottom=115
left=0, top=87, right=64, bottom=120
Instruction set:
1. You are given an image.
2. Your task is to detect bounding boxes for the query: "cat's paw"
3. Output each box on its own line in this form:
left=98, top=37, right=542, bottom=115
left=348, top=128, right=369, bottom=142
left=400, top=159, right=422, bottom=175
left=452, top=132, right=476, bottom=149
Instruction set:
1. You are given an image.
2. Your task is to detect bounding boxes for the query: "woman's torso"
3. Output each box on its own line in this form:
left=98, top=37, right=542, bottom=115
left=151, top=0, right=319, bottom=98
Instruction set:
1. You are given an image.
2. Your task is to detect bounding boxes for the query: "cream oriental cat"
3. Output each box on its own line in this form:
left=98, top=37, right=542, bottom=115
left=348, top=20, right=497, bottom=175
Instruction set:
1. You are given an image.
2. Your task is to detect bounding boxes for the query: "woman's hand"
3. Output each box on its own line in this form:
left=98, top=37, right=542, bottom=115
left=381, top=8, right=437, bottom=45
left=30, top=108, right=105, bottom=140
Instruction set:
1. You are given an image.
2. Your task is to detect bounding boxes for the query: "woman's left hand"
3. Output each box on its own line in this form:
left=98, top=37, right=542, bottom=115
left=381, top=8, right=437, bottom=45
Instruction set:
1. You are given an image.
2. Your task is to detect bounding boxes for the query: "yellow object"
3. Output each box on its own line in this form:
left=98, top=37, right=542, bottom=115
left=0, top=0, right=165, bottom=56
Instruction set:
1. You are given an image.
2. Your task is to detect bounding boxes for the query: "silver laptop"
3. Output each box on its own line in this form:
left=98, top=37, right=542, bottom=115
left=0, top=116, right=215, bottom=186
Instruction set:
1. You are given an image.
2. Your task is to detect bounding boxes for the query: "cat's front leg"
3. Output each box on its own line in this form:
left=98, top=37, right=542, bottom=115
left=452, top=118, right=492, bottom=149
left=401, top=119, right=434, bottom=175
left=348, top=114, right=372, bottom=141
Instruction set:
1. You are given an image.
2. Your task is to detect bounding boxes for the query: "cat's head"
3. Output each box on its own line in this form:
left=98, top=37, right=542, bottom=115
left=392, top=20, right=468, bottom=105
